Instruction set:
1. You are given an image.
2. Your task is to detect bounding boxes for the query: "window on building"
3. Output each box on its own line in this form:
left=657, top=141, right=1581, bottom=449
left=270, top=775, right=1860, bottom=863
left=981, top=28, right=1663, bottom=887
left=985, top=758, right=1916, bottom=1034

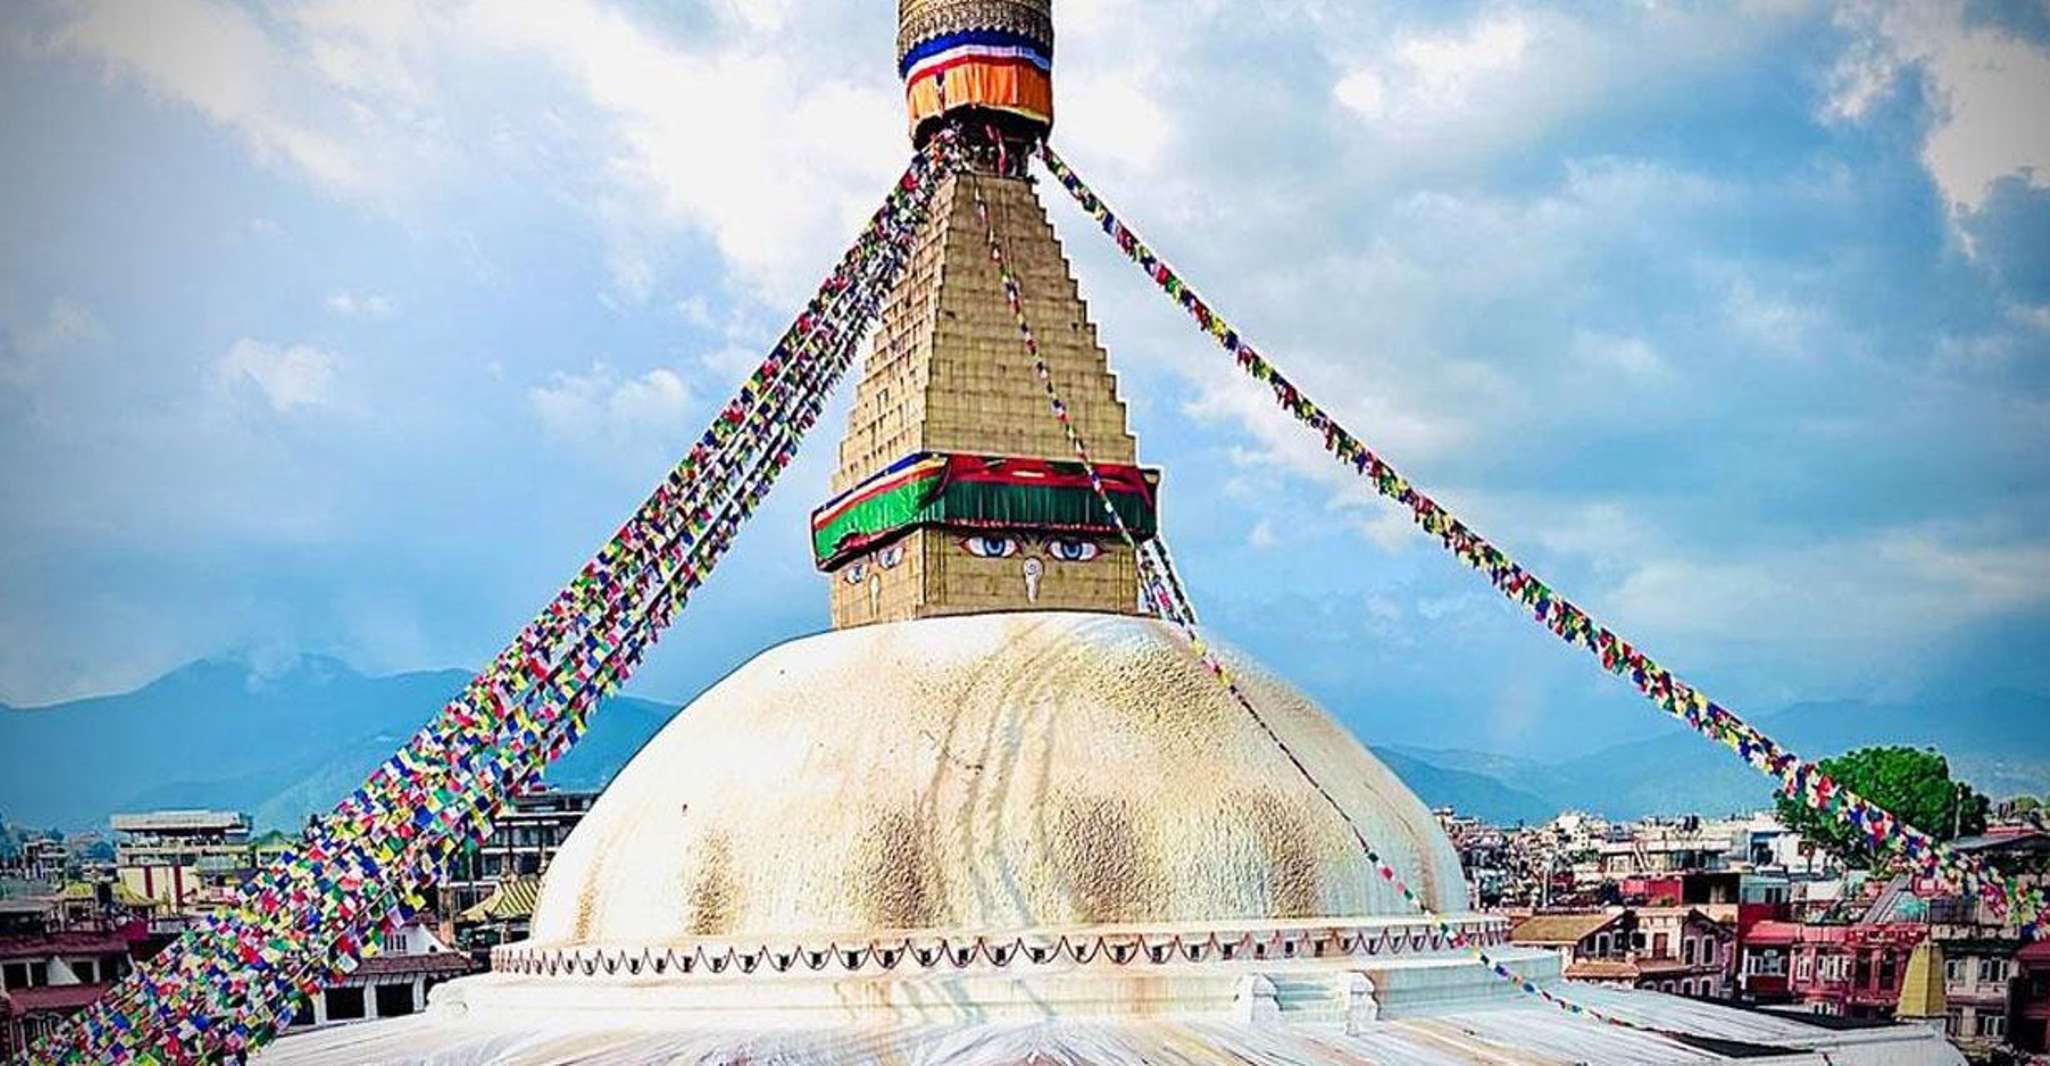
left=1594, top=933, right=1611, bottom=957
left=291, top=995, right=315, bottom=1028
left=26, top=961, right=47, bottom=987
left=374, top=982, right=416, bottom=1018
left=1979, top=959, right=2007, bottom=984
left=1880, top=952, right=1898, bottom=990
left=1979, top=1014, right=2006, bottom=1039
left=2, top=962, right=26, bottom=989
left=325, top=986, right=366, bottom=1021
left=1947, top=958, right=1966, bottom=983
left=1683, top=938, right=1696, bottom=965
left=1945, top=1008, right=1965, bottom=1035
left=71, top=959, right=96, bottom=984
left=1654, top=933, right=1670, bottom=957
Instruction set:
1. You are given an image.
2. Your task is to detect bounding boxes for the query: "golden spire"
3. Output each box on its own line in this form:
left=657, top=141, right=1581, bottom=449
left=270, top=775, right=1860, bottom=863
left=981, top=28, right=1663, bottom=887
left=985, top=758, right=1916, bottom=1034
left=1896, top=940, right=1948, bottom=1021
left=896, top=0, right=1055, bottom=146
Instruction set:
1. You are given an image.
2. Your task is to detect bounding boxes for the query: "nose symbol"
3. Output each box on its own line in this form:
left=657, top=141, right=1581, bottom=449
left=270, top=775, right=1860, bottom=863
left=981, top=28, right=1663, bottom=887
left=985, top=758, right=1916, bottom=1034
left=1023, top=557, right=1044, bottom=603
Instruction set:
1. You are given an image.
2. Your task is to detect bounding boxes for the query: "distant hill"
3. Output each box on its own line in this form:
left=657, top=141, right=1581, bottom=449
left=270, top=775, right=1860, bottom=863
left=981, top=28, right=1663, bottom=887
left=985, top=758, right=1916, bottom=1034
left=1369, top=747, right=1558, bottom=824
left=1393, top=691, right=2050, bottom=820
left=0, top=655, right=675, bottom=832
left=5, top=655, right=2043, bottom=834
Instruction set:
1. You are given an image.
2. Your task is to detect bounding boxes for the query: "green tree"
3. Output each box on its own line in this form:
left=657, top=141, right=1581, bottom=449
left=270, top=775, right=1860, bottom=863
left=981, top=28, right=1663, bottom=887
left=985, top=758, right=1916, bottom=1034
left=1772, top=746, right=1988, bottom=868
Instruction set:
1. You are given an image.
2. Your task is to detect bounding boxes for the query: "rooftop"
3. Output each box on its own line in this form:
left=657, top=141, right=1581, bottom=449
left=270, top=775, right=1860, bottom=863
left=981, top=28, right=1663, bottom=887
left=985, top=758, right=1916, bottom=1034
left=352, top=953, right=472, bottom=980
left=1510, top=912, right=1623, bottom=945
left=0, top=982, right=111, bottom=1014
left=110, top=810, right=249, bottom=833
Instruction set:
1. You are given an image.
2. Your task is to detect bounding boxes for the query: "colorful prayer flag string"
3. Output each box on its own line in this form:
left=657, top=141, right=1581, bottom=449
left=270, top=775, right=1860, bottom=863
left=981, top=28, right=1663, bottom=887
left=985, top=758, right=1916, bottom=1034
left=1033, top=140, right=2043, bottom=938
left=964, top=154, right=1648, bottom=1032
left=27, top=138, right=959, bottom=1066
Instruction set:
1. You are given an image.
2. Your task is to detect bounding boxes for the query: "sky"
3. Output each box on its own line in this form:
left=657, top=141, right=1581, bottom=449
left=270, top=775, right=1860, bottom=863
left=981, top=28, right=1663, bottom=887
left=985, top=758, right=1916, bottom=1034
left=1, top=0, right=2046, bottom=762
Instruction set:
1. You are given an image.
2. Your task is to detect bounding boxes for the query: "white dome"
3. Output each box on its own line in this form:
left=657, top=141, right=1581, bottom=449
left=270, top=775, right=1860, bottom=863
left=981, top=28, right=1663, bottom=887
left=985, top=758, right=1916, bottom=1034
left=530, top=612, right=1470, bottom=949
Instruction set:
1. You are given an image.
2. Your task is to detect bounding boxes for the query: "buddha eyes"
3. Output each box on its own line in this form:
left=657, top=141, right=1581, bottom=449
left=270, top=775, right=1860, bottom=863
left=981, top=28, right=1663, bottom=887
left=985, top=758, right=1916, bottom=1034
left=843, top=544, right=909, bottom=583
left=961, top=535, right=1020, bottom=559
left=1048, top=539, right=1101, bottom=562
left=957, top=535, right=1103, bottom=562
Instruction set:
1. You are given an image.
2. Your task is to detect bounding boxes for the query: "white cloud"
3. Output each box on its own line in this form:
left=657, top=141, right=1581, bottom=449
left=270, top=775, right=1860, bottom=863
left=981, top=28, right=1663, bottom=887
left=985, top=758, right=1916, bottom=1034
left=325, top=291, right=394, bottom=318
left=53, top=0, right=905, bottom=304
left=528, top=362, right=696, bottom=468
left=1247, top=518, right=1278, bottom=550
left=674, top=295, right=714, bottom=329
left=458, top=2, right=902, bottom=304
left=1606, top=527, right=2050, bottom=649
left=215, top=339, right=339, bottom=413
left=2, top=299, right=104, bottom=388
left=1571, top=329, right=1667, bottom=377
left=58, top=0, right=373, bottom=198
left=1827, top=1, right=2050, bottom=219
left=1720, top=274, right=1826, bottom=360
left=1333, top=14, right=1536, bottom=128
left=1327, top=7, right=1808, bottom=168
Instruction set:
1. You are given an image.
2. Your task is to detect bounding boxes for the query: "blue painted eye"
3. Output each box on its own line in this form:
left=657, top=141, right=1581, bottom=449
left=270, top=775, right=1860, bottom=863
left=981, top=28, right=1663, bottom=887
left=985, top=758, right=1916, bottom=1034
left=841, top=562, right=868, bottom=584
left=960, top=535, right=1019, bottom=559
left=1049, top=539, right=1102, bottom=562
left=877, top=544, right=906, bottom=569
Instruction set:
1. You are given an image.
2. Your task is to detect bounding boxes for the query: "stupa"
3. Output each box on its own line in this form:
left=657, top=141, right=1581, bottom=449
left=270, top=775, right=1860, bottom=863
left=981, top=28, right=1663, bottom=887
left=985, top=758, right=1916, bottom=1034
left=258, top=3, right=1965, bottom=1062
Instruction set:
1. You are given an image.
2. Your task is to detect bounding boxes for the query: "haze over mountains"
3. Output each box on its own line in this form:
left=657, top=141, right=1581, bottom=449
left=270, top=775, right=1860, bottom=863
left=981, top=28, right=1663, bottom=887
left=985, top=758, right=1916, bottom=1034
left=2, top=655, right=2044, bottom=833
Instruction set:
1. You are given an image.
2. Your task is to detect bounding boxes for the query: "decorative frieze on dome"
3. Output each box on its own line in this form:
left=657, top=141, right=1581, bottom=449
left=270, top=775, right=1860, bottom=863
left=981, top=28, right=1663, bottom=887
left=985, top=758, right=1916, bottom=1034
left=897, top=0, right=1054, bottom=65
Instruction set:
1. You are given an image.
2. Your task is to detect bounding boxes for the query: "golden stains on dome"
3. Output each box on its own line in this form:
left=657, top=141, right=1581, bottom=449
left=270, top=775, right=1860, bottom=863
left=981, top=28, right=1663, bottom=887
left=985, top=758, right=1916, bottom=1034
left=524, top=613, right=1472, bottom=951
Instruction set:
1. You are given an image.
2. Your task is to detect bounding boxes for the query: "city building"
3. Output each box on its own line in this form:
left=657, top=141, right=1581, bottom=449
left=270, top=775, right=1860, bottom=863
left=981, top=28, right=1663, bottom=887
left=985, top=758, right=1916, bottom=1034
left=455, top=877, right=540, bottom=965
left=0, top=888, right=143, bottom=1057
left=111, top=809, right=255, bottom=910
left=1741, top=920, right=1928, bottom=1019
left=442, top=789, right=594, bottom=958
left=1940, top=937, right=2020, bottom=1052
left=1630, top=906, right=1735, bottom=998
left=1595, top=817, right=1735, bottom=881
left=287, top=920, right=470, bottom=1030
left=2013, top=937, right=2050, bottom=1055
left=18, top=840, right=69, bottom=884
left=1509, top=908, right=1733, bottom=999
left=1510, top=911, right=1637, bottom=970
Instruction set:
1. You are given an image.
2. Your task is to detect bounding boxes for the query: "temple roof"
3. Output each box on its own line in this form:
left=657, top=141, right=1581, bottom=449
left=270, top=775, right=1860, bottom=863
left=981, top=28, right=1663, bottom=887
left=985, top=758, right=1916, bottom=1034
left=1510, top=912, right=1625, bottom=945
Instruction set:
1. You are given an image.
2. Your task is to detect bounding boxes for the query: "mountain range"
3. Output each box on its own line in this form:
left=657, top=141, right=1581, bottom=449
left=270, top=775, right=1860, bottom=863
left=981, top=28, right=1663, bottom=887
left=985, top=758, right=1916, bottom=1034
left=2, top=656, right=2045, bottom=832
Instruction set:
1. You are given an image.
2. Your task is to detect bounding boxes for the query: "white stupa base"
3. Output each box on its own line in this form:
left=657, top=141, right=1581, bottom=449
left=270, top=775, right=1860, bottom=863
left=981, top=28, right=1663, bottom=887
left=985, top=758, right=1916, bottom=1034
left=258, top=941, right=1964, bottom=1065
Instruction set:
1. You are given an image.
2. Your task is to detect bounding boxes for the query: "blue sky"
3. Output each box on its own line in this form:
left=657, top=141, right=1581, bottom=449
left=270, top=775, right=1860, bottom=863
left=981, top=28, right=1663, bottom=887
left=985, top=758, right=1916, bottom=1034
left=1, top=0, right=2046, bottom=761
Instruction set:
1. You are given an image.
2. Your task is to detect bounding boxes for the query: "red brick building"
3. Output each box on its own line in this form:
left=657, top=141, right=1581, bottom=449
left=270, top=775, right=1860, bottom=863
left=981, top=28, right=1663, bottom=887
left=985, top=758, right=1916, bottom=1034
left=2015, top=937, right=2050, bottom=1055
left=1739, top=920, right=1927, bottom=1019
left=0, top=899, right=142, bottom=1057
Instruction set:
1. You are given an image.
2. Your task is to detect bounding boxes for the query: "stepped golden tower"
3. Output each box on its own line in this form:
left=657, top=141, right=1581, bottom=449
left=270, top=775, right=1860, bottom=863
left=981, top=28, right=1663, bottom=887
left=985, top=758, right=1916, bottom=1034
left=812, top=0, right=1158, bottom=627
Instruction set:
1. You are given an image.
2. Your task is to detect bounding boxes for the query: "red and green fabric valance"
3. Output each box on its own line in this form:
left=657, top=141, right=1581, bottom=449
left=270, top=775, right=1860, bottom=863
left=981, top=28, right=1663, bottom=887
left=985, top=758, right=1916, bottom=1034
left=811, top=451, right=1160, bottom=569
